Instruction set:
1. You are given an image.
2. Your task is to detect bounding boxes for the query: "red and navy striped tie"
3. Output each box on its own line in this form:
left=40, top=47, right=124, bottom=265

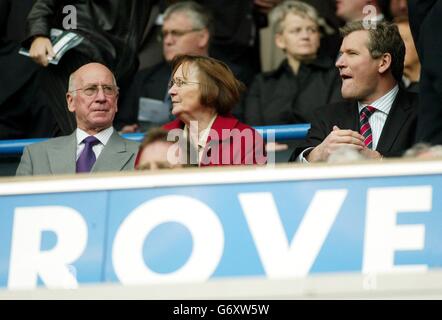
left=359, top=106, right=376, bottom=149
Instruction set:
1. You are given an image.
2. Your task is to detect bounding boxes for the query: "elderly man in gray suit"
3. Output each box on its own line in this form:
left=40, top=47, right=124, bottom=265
left=16, top=62, right=139, bottom=176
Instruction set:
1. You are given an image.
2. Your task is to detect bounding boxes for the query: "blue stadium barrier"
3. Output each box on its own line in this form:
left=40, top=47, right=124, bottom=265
left=0, top=124, right=310, bottom=155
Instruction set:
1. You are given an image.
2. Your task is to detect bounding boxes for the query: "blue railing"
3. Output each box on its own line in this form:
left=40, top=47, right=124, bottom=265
left=0, top=124, right=310, bottom=155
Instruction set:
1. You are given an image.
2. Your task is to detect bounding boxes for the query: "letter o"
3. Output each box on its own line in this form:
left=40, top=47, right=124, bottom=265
left=112, top=195, right=224, bottom=284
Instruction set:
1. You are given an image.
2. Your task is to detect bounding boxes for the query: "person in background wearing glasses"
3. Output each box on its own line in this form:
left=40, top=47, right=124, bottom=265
left=16, top=63, right=139, bottom=176
left=162, top=55, right=267, bottom=167
left=117, top=1, right=249, bottom=134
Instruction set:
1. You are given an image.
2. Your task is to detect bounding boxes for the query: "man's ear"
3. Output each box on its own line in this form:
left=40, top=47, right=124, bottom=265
left=66, top=93, right=75, bottom=113
left=378, top=53, right=392, bottom=75
left=198, top=29, right=210, bottom=48
left=275, top=32, right=286, bottom=51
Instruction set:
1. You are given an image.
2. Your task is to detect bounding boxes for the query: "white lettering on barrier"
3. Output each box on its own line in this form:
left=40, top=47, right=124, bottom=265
left=239, top=190, right=348, bottom=278
left=8, top=206, right=87, bottom=289
left=363, top=186, right=431, bottom=273
left=112, top=195, right=224, bottom=284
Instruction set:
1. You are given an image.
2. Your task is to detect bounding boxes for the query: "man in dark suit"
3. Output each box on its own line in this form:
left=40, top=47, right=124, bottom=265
left=290, top=21, right=417, bottom=162
left=408, top=0, right=442, bottom=145
left=16, top=63, right=139, bottom=176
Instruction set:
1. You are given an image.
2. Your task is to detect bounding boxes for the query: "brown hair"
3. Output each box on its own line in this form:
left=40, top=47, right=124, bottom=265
left=170, top=55, right=245, bottom=115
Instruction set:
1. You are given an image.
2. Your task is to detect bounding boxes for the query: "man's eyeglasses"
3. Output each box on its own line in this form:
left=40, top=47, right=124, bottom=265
left=160, top=28, right=203, bottom=40
left=69, top=84, right=119, bottom=97
left=168, top=78, right=200, bottom=89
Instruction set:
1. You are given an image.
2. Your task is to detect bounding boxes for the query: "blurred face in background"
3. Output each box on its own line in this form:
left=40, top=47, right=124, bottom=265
left=275, top=13, right=321, bottom=61
left=162, top=12, right=209, bottom=62
left=336, top=0, right=367, bottom=22
left=390, top=0, right=408, bottom=19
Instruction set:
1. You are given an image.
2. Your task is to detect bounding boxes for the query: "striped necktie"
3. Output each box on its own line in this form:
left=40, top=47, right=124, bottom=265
left=359, top=106, right=376, bottom=149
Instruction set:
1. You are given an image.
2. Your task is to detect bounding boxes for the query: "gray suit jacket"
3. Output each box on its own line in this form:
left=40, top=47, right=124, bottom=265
left=16, top=130, right=139, bottom=176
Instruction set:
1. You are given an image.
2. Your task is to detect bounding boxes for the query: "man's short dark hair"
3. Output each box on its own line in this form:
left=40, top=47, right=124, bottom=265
left=340, top=21, right=405, bottom=82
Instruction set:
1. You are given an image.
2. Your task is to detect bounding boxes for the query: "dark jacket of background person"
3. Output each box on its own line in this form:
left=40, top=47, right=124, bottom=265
left=24, top=0, right=156, bottom=82
left=22, top=0, right=156, bottom=136
left=243, top=56, right=342, bottom=126
left=115, top=61, right=171, bottom=130
left=289, top=89, right=418, bottom=160
left=163, top=114, right=266, bottom=166
left=408, top=0, right=442, bottom=145
left=0, top=0, right=56, bottom=139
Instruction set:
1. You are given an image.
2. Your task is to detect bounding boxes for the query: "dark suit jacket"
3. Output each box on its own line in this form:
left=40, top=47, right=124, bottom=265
left=289, top=88, right=418, bottom=160
left=163, top=114, right=267, bottom=166
left=408, top=0, right=442, bottom=145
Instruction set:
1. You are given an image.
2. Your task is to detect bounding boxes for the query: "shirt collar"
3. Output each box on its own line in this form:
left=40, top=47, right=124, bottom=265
left=198, top=113, right=218, bottom=148
left=76, top=126, right=114, bottom=145
left=358, top=85, right=399, bottom=115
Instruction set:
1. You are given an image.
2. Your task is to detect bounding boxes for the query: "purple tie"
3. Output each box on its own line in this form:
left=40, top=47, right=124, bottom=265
left=76, top=136, right=100, bottom=173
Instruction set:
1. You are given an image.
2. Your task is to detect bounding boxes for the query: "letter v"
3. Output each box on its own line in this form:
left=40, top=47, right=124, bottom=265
left=239, top=190, right=347, bottom=278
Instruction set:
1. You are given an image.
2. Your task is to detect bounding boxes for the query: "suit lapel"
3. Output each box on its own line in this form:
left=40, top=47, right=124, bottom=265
left=376, top=90, right=413, bottom=154
left=338, top=100, right=360, bottom=131
left=47, top=133, right=77, bottom=174
left=92, top=131, right=134, bottom=172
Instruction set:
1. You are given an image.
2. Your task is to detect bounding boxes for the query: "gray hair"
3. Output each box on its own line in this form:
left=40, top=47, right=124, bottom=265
left=404, top=143, right=442, bottom=159
left=163, top=1, right=213, bottom=34
left=327, top=145, right=369, bottom=164
left=269, top=0, right=334, bottom=35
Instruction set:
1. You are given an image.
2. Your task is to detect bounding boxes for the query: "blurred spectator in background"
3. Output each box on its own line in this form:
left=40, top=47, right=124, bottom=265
left=395, top=17, right=420, bottom=93
left=389, top=0, right=408, bottom=19
left=0, top=0, right=56, bottom=139
left=327, top=145, right=371, bottom=163
left=290, top=21, right=417, bottom=163
left=205, top=0, right=282, bottom=80
left=403, top=143, right=442, bottom=159
left=16, top=63, right=139, bottom=176
left=244, top=1, right=342, bottom=127
left=163, top=55, right=267, bottom=167
left=408, top=0, right=442, bottom=146
left=22, top=0, right=157, bottom=137
left=135, top=127, right=183, bottom=170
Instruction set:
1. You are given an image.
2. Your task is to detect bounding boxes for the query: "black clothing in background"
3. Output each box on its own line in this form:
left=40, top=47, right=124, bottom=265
left=0, top=0, right=57, bottom=139
left=243, top=56, right=343, bottom=126
left=408, top=0, right=442, bottom=145
left=23, top=0, right=157, bottom=136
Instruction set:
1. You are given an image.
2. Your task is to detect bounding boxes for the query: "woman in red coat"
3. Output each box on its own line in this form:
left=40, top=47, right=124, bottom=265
left=163, top=55, right=267, bottom=167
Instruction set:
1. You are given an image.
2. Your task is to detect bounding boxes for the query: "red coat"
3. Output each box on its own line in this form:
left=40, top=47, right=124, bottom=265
left=163, top=114, right=267, bottom=166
